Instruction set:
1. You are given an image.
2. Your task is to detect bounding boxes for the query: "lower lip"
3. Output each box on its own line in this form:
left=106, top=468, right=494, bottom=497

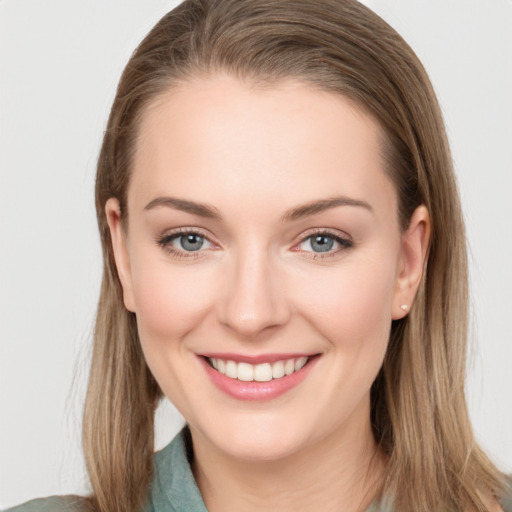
left=199, top=356, right=319, bottom=401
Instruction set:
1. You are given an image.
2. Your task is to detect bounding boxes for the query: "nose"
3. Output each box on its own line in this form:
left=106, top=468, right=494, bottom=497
left=217, top=247, right=291, bottom=339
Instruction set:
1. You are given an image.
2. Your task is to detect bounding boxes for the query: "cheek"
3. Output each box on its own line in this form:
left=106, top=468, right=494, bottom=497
left=292, top=254, right=397, bottom=347
left=130, top=255, right=217, bottom=342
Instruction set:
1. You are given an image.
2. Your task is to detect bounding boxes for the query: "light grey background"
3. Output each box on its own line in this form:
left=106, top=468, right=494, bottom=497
left=1, top=0, right=511, bottom=508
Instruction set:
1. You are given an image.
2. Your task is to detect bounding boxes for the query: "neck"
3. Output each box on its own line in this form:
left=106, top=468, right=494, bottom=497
left=191, top=413, right=385, bottom=512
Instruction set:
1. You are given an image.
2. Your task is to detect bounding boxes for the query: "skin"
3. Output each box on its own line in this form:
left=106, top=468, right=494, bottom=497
left=107, top=75, right=430, bottom=512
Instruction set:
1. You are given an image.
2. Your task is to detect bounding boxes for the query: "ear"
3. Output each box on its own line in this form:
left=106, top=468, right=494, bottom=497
left=105, top=198, right=136, bottom=312
left=392, top=205, right=430, bottom=320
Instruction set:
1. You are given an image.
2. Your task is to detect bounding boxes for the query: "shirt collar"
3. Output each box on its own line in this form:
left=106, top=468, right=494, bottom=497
left=147, top=427, right=208, bottom=512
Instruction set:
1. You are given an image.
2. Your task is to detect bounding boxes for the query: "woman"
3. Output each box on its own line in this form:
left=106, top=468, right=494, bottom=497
left=5, top=0, right=511, bottom=511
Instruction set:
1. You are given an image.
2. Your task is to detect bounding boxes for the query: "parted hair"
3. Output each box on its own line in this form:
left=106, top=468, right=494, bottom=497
left=84, top=1, right=509, bottom=511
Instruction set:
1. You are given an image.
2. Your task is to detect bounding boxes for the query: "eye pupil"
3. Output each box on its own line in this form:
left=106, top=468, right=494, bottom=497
left=311, top=235, right=334, bottom=253
left=180, top=234, right=204, bottom=251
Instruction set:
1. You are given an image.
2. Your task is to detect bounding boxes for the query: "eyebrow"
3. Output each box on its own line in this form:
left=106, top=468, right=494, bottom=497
left=144, top=196, right=221, bottom=219
left=282, top=196, right=373, bottom=221
left=143, top=195, right=372, bottom=221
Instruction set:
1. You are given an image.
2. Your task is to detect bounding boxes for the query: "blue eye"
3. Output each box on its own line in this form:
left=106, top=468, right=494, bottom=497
left=157, top=230, right=214, bottom=256
left=298, top=232, right=352, bottom=254
left=174, top=233, right=206, bottom=252
left=309, top=235, right=334, bottom=253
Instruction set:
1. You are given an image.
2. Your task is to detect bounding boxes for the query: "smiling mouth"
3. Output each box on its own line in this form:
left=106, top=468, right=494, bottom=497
left=205, top=356, right=312, bottom=382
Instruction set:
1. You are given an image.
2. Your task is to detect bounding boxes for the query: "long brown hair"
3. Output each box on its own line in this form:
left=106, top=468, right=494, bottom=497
left=84, top=1, right=509, bottom=511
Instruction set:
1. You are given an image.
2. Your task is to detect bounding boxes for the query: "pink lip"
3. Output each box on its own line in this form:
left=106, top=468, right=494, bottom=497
left=200, top=352, right=313, bottom=364
left=198, top=354, right=319, bottom=401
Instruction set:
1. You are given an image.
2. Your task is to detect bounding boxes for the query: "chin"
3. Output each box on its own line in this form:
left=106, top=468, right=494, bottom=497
left=222, top=433, right=306, bottom=462
left=193, top=413, right=317, bottom=462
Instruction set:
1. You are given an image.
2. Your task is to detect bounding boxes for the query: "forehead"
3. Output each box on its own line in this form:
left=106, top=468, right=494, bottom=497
left=129, top=75, right=396, bottom=217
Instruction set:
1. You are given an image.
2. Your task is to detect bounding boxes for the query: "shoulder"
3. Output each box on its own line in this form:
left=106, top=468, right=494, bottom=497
left=502, top=489, right=512, bottom=512
left=148, top=427, right=208, bottom=512
left=498, top=476, right=512, bottom=512
left=3, top=496, right=91, bottom=512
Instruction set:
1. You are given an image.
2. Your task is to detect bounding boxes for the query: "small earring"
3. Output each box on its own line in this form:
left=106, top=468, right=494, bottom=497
left=400, top=304, right=408, bottom=312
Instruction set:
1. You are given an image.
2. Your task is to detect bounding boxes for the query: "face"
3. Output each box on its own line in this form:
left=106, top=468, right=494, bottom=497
left=107, top=75, right=428, bottom=462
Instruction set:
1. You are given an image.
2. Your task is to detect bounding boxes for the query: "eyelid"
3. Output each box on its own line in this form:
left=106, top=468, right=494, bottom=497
left=155, top=227, right=220, bottom=257
left=292, top=227, right=352, bottom=246
left=157, top=226, right=215, bottom=242
left=155, top=226, right=352, bottom=259
left=291, top=228, right=353, bottom=257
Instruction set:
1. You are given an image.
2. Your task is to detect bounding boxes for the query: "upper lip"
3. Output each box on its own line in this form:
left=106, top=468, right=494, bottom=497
left=199, top=352, right=318, bottom=364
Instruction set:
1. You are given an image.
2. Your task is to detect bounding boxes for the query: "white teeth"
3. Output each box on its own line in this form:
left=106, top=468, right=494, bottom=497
left=295, top=356, right=308, bottom=371
left=237, top=362, right=254, bottom=381
left=209, top=356, right=310, bottom=381
left=272, top=361, right=285, bottom=379
left=254, top=363, right=273, bottom=382
left=225, top=360, right=237, bottom=379
left=284, top=359, right=295, bottom=376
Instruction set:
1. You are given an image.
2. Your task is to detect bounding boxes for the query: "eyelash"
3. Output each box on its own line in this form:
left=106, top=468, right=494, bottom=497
left=155, top=228, right=353, bottom=260
left=293, top=229, right=353, bottom=260
left=156, top=228, right=213, bottom=260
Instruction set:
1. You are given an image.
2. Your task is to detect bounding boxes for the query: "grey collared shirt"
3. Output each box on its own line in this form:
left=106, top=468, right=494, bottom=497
left=5, top=429, right=511, bottom=512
